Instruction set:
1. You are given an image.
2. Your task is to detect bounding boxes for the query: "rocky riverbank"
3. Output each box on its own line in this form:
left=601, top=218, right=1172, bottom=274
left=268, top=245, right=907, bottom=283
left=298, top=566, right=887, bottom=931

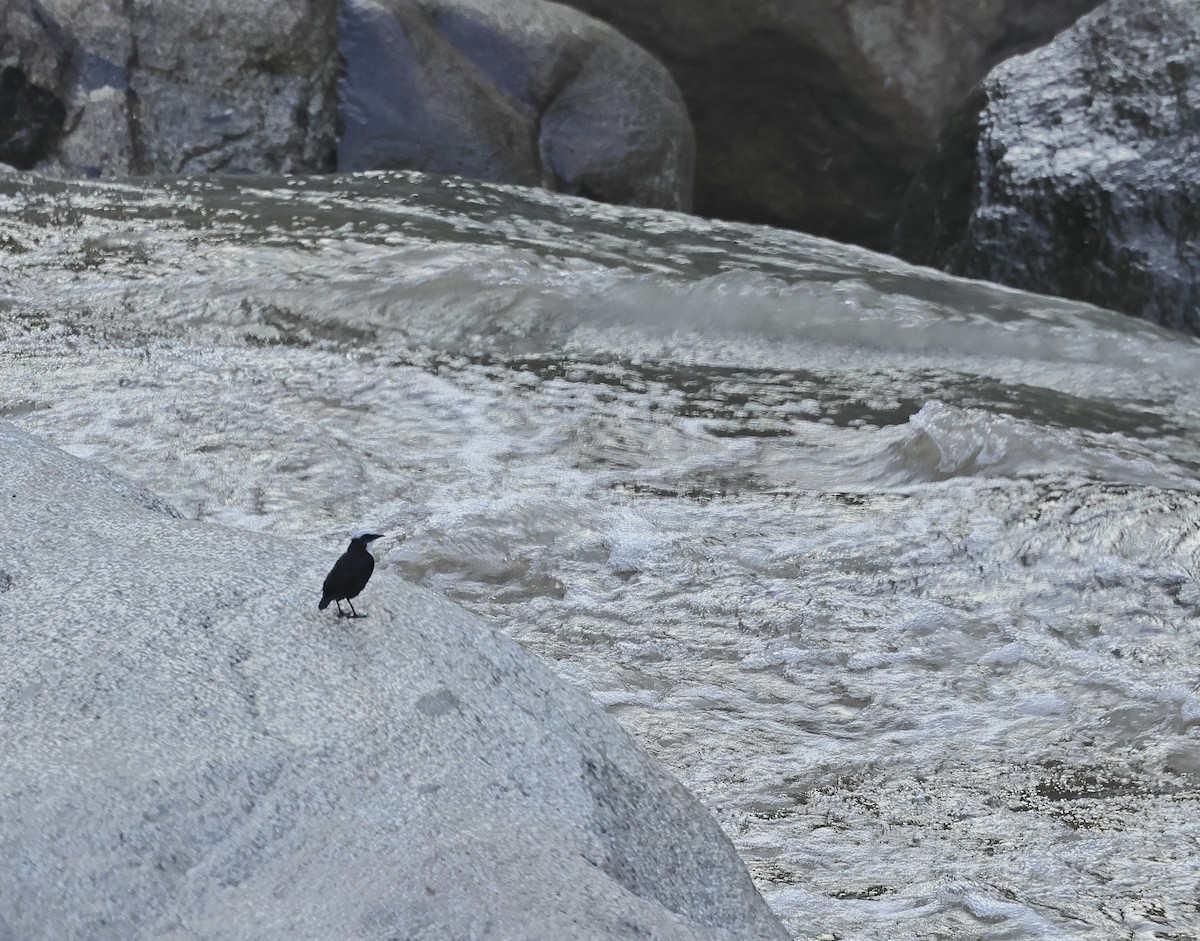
left=3, top=1, right=1196, bottom=323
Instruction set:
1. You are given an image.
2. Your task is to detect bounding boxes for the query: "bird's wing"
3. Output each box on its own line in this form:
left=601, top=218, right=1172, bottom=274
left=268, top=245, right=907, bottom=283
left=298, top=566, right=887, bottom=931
left=322, top=551, right=356, bottom=596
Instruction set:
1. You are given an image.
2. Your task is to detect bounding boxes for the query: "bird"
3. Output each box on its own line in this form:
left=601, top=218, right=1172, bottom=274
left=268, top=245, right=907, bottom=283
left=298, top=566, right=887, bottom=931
left=319, top=531, right=385, bottom=618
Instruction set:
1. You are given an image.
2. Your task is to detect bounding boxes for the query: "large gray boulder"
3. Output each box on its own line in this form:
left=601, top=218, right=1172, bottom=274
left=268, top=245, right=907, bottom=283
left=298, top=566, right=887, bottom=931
left=338, top=0, right=694, bottom=211
left=1, top=0, right=338, bottom=177
left=0, top=419, right=787, bottom=941
left=892, top=0, right=1200, bottom=334
left=558, top=0, right=1102, bottom=249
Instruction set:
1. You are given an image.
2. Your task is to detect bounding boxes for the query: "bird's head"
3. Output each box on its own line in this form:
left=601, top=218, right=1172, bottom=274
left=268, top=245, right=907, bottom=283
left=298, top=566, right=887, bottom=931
left=350, top=531, right=386, bottom=550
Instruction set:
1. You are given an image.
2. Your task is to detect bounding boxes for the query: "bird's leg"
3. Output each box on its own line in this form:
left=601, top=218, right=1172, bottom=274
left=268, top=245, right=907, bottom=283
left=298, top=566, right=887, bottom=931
left=335, top=599, right=347, bottom=618
left=347, top=600, right=364, bottom=619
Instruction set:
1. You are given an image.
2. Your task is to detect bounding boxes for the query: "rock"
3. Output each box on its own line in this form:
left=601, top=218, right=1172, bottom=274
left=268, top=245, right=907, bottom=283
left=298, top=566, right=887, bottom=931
left=0, top=64, right=67, bottom=169
left=0, top=1, right=76, bottom=169
left=0, top=419, right=788, bottom=941
left=536, top=28, right=693, bottom=209
left=336, top=0, right=540, bottom=187
left=3, top=0, right=338, bottom=177
left=123, top=0, right=339, bottom=174
left=892, top=0, right=1200, bottom=333
left=54, top=73, right=135, bottom=177
left=0, top=0, right=79, bottom=90
left=338, top=0, right=694, bottom=211
left=557, top=0, right=1103, bottom=249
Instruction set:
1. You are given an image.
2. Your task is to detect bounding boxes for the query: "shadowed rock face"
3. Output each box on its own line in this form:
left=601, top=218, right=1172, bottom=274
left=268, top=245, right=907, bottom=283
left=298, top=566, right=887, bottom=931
left=338, top=0, right=695, bottom=212
left=0, top=419, right=788, bottom=941
left=3, top=0, right=338, bottom=177
left=893, top=0, right=1200, bottom=334
left=0, top=65, right=67, bottom=168
left=557, top=0, right=1103, bottom=250
left=337, top=0, right=541, bottom=187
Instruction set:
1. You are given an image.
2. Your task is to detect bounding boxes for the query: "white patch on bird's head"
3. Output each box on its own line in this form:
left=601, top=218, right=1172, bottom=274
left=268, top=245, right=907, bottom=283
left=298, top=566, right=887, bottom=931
left=350, top=531, right=387, bottom=553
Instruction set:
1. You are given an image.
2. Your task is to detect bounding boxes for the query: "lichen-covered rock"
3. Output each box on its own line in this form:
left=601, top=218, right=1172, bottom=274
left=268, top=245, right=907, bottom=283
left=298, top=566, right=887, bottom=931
left=338, top=0, right=694, bottom=211
left=2, top=0, right=338, bottom=177
left=893, top=0, right=1200, bottom=333
left=0, top=419, right=788, bottom=941
left=558, top=0, right=1102, bottom=249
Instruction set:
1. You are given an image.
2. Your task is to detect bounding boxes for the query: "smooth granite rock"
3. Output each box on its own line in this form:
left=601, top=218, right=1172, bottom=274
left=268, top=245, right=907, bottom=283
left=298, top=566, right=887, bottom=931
left=338, top=0, right=694, bottom=211
left=0, top=420, right=788, bottom=941
left=336, top=0, right=541, bottom=187
left=893, top=0, right=1200, bottom=334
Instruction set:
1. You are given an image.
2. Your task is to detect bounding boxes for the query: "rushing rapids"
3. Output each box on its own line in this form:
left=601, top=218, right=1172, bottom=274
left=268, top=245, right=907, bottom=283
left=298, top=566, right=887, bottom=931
left=2, top=170, right=1198, bottom=940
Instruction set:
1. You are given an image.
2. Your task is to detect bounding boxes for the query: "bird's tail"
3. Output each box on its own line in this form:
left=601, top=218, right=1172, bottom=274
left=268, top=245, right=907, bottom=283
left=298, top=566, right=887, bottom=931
left=318, top=596, right=330, bottom=610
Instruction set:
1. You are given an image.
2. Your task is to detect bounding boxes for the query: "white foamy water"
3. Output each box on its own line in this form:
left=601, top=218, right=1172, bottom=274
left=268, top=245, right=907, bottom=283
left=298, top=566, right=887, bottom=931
left=2, top=171, right=1199, bottom=940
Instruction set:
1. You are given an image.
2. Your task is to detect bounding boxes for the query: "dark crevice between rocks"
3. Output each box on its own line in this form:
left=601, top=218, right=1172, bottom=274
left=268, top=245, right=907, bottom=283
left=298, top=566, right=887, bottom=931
left=533, top=54, right=589, bottom=196
left=674, top=27, right=927, bottom=251
left=0, top=66, right=67, bottom=170
left=891, top=86, right=988, bottom=268
left=120, top=0, right=146, bottom=173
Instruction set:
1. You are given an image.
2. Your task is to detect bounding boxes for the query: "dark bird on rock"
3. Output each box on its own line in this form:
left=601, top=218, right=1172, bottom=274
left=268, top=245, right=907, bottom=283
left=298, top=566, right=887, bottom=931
left=319, top=531, right=385, bottom=618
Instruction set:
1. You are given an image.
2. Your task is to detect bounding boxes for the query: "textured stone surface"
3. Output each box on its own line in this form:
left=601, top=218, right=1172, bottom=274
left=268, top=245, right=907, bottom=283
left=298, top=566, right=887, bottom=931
left=1, top=0, right=338, bottom=177
left=893, top=0, right=1200, bottom=333
left=338, top=0, right=694, bottom=211
left=0, top=1, right=75, bottom=169
left=559, top=0, right=1102, bottom=249
left=0, top=0, right=80, bottom=90
left=124, top=0, right=338, bottom=174
left=0, top=420, right=788, bottom=941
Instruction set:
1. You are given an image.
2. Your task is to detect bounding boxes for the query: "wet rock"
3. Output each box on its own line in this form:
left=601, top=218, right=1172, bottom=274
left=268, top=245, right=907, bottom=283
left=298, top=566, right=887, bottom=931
left=557, top=0, right=1102, bottom=249
left=893, top=0, right=1200, bottom=333
left=0, top=419, right=788, bottom=941
left=338, top=0, right=694, bottom=211
left=8, top=0, right=338, bottom=177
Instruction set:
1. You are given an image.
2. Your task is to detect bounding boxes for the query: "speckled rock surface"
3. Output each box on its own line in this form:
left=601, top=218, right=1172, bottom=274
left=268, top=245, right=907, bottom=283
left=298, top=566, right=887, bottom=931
left=893, top=0, right=1200, bottom=333
left=0, top=420, right=787, bottom=941
left=1, top=0, right=337, bottom=177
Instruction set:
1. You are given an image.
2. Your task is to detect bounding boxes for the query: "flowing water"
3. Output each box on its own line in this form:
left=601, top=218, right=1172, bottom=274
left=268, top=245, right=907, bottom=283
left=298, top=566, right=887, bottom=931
left=2, top=169, right=1199, bottom=941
